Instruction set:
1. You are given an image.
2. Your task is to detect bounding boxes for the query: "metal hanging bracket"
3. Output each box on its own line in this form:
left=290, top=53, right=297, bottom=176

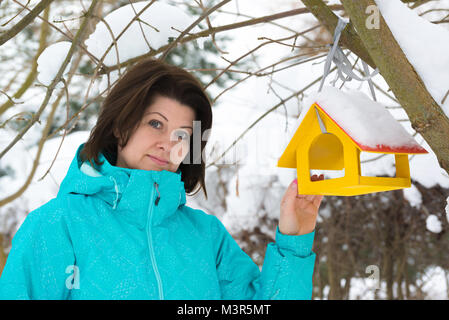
left=315, top=107, right=328, bottom=134
left=318, top=17, right=379, bottom=101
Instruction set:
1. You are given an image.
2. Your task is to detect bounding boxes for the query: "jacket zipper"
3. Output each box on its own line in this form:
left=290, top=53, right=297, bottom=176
left=147, top=182, right=164, bottom=299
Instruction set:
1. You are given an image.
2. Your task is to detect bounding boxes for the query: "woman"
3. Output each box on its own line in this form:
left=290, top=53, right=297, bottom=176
left=0, top=58, right=323, bottom=300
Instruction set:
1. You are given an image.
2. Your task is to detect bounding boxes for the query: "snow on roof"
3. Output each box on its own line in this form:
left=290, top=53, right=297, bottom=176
left=301, top=86, right=427, bottom=154
left=374, top=0, right=449, bottom=116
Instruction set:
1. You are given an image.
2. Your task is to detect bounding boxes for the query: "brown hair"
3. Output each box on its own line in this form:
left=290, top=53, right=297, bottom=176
left=80, top=58, right=213, bottom=199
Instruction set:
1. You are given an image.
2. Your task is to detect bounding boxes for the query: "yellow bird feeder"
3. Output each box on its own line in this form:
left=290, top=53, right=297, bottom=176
left=277, top=87, right=428, bottom=196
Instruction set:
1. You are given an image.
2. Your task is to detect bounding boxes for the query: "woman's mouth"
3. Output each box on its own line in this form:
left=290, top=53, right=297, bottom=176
left=148, top=155, right=169, bottom=166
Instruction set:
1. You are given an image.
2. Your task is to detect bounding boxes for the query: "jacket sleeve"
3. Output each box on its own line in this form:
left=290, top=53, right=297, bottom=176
left=211, top=216, right=316, bottom=300
left=0, top=202, right=75, bottom=300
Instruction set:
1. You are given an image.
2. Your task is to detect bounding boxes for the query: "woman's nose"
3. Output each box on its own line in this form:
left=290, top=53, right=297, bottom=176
left=156, top=139, right=173, bottom=151
left=156, top=132, right=179, bottom=151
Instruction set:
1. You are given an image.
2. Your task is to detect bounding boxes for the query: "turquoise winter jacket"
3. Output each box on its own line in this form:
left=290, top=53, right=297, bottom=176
left=0, top=143, right=316, bottom=300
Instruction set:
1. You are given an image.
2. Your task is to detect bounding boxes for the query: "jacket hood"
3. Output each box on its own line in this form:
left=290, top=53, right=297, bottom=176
left=58, top=143, right=187, bottom=228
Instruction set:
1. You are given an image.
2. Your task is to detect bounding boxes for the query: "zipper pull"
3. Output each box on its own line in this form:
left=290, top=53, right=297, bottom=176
left=154, top=182, right=160, bottom=206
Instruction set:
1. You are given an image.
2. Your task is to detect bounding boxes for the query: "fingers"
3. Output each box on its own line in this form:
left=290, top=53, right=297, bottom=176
left=313, top=194, right=324, bottom=207
left=296, top=194, right=314, bottom=201
left=292, top=174, right=324, bottom=207
left=295, top=174, right=324, bottom=209
left=297, top=194, right=322, bottom=209
left=281, top=179, right=299, bottom=207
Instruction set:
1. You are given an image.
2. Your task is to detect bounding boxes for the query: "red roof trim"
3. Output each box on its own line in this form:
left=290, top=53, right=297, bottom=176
left=314, top=103, right=428, bottom=154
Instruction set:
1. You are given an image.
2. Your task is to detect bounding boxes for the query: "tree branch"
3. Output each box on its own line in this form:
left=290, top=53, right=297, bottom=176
left=0, top=0, right=99, bottom=164
left=0, top=0, right=54, bottom=46
left=300, top=0, right=376, bottom=69
left=401, top=0, right=434, bottom=8
left=11, top=0, right=101, bottom=66
left=100, top=4, right=344, bottom=74
left=0, top=4, right=51, bottom=118
left=0, top=1, right=99, bottom=208
left=160, top=0, right=233, bottom=60
left=340, top=0, right=449, bottom=174
left=205, top=24, right=321, bottom=90
left=206, top=66, right=338, bottom=168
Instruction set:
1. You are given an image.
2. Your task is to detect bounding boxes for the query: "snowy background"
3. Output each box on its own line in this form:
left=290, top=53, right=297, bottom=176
left=1, top=0, right=449, bottom=299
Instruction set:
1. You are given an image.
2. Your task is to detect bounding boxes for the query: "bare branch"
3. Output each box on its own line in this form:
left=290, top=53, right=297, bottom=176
left=1, top=0, right=30, bottom=27
left=301, top=0, right=377, bottom=68
left=0, top=0, right=53, bottom=46
left=213, top=52, right=328, bottom=103
left=0, top=4, right=51, bottom=118
left=0, top=90, right=22, bottom=106
left=196, top=0, right=228, bottom=54
left=159, top=0, right=233, bottom=60
left=0, top=0, right=99, bottom=163
left=38, top=49, right=84, bottom=181
left=45, top=81, right=112, bottom=141
left=11, top=0, right=100, bottom=66
left=37, top=88, right=68, bottom=183
left=206, top=66, right=338, bottom=168
left=128, top=0, right=152, bottom=52
left=82, top=0, right=159, bottom=108
left=91, top=14, right=123, bottom=76
left=205, top=24, right=321, bottom=90
left=101, top=5, right=343, bottom=74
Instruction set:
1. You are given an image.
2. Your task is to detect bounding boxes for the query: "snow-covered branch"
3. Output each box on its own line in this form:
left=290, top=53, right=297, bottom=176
left=0, top=0, right=99, bottom=207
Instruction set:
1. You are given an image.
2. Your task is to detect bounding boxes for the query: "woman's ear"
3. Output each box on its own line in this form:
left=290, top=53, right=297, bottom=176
left=113, top=127, right=123, bottom=148
left=113, top=127, right=122, bottom=143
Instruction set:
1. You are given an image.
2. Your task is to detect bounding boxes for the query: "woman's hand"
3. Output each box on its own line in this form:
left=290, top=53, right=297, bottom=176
left=279, top=174, right=324, bottom=235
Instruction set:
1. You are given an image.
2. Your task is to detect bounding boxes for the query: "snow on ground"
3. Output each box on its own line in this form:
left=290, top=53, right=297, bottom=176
left=315, top=265, right=448, bottom=299
left=416, top=266, right=449, bottom=300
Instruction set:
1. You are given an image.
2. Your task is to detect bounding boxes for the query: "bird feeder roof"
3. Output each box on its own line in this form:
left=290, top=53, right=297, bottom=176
left=299, top=86, right=427, bottom=154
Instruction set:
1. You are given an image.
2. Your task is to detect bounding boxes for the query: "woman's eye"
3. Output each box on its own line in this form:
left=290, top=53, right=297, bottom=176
left=149, top=119, right=161, bottom=129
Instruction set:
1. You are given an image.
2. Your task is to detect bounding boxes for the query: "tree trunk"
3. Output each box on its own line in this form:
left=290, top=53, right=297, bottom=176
left=301, top=0, right=376, bottom=68
left=340, top=0, right=449, bottom=174
left=381, top=203, right=395, bottom=300
left=405, top=269, right=410, bottom=299
left=327, top=223, right=342, bottom=299
left=383, top=247, right=394, bottom=300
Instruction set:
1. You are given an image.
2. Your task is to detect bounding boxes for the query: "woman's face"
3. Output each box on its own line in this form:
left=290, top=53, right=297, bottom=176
left=115, top=95, right=195, bottom=172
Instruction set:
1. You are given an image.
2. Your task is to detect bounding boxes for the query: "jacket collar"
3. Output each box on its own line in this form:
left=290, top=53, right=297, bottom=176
left=58, top=143, right=187, bottom=229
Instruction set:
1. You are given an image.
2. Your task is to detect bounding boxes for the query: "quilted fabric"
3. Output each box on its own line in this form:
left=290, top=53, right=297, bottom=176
left=0, top=143, right=316, bottom=300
